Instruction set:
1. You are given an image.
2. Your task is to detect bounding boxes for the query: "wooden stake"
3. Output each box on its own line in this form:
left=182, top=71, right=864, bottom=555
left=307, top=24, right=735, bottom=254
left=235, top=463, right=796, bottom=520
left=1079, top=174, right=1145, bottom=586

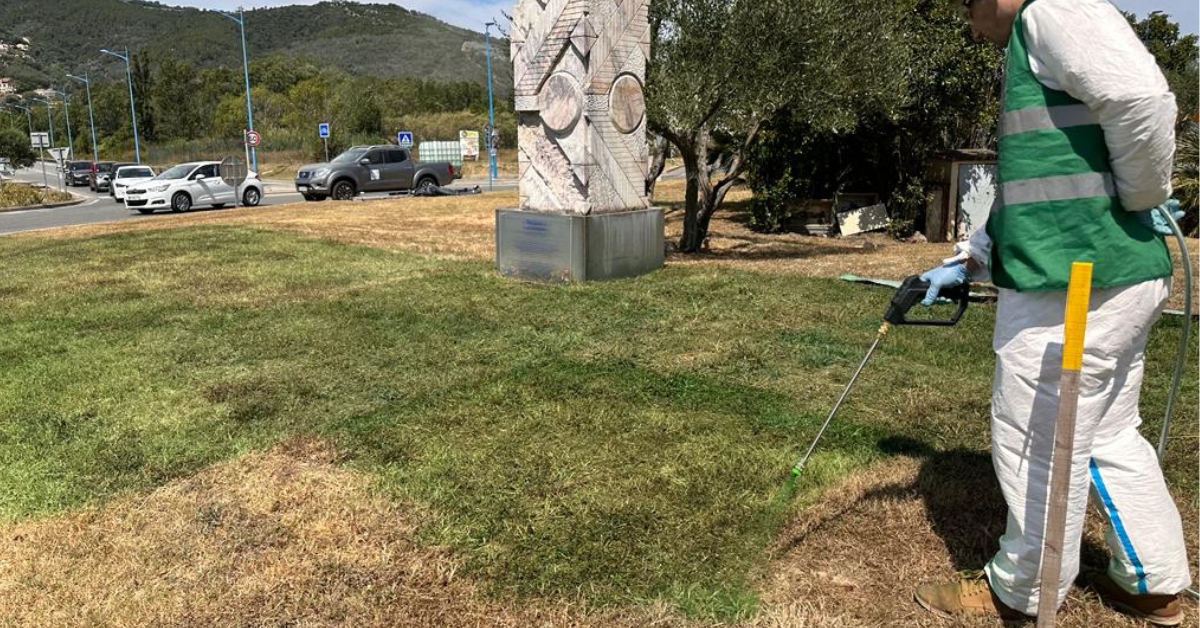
left=1036, top=261, right=1093, bottom=627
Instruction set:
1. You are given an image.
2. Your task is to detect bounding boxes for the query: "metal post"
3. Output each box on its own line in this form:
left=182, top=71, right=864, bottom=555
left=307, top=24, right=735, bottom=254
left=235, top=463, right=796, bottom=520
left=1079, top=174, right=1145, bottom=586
left=485, top=21, right=497, bottom=190
left=68, top=72, right=99, bottom=164
left=33, top=98, right=62, bottom=190
left=101, top=48, right=141, bottom=163
left=218, top=7, right=257, bottom=172
left=13, top=103, right=32, bottom=139
left=53, top=89, right=74, bottom=161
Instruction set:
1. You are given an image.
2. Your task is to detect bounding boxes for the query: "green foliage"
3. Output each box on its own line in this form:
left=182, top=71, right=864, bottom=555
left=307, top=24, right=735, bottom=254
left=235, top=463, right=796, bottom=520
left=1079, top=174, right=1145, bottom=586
left=0, top=181, right=72, bottom=207
left=1174, top=121, right=1198, bottom=236
left=0, top=127, right=36, bottom=167
left=744, top=0, right=1003, bottom=234
left=1124, top=11, right=1199, bottom=126
left=0, top=0, right=512, bottom=89
left=648, top=0, right=910, bottom=250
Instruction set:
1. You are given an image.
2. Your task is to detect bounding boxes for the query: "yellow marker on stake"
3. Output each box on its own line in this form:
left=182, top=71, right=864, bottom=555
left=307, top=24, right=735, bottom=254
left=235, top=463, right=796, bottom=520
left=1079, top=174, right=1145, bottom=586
left=1036, top=261, right=1093, bottom=628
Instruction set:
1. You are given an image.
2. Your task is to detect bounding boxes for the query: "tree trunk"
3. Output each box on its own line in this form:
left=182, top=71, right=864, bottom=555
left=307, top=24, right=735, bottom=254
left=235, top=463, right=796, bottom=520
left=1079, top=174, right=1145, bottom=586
left=646, top=134, right=668, bottom=197
left=678, top=128, right=717, bottom=253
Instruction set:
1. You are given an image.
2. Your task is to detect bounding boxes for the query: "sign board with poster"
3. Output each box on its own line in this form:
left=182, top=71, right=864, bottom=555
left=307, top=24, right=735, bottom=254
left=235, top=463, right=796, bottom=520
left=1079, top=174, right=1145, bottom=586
left=460, top=130, right=480, bottom=160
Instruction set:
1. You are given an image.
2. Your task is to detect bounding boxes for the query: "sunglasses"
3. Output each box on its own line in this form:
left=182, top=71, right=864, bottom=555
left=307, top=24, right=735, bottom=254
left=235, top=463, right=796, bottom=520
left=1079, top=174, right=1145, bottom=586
left=957, top=0, right=977, bottom=22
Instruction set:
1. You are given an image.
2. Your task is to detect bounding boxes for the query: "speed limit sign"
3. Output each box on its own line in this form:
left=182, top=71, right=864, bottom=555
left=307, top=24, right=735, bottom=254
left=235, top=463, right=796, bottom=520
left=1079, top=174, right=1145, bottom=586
left=245, top=129, right=262, bottom=147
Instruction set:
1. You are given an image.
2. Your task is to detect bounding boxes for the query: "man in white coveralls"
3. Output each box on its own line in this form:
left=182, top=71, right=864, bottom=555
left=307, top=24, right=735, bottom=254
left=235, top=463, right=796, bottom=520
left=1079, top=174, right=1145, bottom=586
left=911, top=0, right=1191, bottom=624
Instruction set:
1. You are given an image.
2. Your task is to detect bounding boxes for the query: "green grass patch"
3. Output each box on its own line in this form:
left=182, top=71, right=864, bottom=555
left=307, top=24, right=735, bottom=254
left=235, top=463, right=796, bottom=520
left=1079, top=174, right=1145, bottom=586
left=0, top=226, right=1195, bottom=620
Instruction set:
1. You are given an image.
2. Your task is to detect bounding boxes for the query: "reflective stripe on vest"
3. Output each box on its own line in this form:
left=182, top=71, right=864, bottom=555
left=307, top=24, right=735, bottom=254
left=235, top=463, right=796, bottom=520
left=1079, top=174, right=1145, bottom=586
left=1001, top=104, right=1097, bottom=137
left=1001, top=172, right=1114, bottom=206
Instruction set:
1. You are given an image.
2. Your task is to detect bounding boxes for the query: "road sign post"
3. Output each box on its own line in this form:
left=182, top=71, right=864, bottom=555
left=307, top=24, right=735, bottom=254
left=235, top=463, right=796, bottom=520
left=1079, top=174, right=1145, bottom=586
left=319, top=123, right=330, bottom=162
left=220, top=155, right=248, bottom=207
left=30, top=132, right=49, bottom=188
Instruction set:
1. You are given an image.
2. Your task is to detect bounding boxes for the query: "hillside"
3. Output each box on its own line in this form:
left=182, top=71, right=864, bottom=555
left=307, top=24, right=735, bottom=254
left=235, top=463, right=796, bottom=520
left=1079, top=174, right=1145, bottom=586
left=0, top=0, right=513, bottom=91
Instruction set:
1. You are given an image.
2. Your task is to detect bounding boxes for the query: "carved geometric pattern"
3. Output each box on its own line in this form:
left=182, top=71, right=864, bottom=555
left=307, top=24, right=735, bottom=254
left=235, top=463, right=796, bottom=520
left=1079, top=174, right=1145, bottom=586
left=513, top=0, right=651, bottom=215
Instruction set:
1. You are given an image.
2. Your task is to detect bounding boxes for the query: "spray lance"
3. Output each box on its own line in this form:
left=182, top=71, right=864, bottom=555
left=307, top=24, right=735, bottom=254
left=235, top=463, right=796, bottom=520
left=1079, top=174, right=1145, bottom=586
left=790, top=275, right=971, bottom=478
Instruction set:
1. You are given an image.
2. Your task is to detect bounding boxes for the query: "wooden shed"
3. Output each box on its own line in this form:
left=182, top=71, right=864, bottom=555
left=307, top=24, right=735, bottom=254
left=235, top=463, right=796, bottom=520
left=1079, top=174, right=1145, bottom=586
left=925, top=148, right=998, bottom=243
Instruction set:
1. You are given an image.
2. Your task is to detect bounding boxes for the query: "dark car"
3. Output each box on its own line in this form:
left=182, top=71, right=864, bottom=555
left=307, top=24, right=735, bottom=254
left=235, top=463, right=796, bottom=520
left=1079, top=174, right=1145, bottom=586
left=66, top=161, right=92, bottom=187
left=294, top=145, right=460, bottom=201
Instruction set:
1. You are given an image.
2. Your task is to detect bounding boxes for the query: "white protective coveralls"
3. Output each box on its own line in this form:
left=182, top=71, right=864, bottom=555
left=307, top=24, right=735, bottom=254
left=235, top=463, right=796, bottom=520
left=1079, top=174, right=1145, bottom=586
left=951, top=0, right=1193, bottom=614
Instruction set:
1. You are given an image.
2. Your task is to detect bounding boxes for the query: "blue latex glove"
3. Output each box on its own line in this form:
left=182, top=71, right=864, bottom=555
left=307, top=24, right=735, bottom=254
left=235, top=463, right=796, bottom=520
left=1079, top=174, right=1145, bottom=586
left=1135, top=199, right=1184, bottom=236
left=919, top=263, right=970, bottom=307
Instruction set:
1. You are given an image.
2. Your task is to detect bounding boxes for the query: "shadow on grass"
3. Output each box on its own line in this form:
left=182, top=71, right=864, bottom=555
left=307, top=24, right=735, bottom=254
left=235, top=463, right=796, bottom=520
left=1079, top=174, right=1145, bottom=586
left=874, top=436, right=1110, bottom=573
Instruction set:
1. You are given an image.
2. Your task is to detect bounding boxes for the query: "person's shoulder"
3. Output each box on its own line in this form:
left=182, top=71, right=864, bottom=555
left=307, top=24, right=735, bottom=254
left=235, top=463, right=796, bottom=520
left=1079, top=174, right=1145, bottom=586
left=1024, top=0, right=1125, bottom=29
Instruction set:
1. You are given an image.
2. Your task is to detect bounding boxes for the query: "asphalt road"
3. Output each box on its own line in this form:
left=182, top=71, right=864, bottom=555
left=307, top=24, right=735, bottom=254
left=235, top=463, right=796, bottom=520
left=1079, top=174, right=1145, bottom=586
left=1, top=161, right=515, bottom=235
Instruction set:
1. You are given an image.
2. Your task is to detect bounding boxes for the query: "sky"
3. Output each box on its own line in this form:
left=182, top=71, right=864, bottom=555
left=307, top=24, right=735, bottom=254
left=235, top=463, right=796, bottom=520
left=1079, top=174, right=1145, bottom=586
left=163, top=0, right=1197, bottom=35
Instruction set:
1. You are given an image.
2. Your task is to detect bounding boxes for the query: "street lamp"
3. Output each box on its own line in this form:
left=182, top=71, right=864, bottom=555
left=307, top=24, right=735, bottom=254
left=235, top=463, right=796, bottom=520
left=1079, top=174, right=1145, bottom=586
left=50, top=89, right=74, bottom=161
left=216, top=7, right=257, bottom=172
left=32, top=98, right=60, bottom=188
left=9, top=103, right=32, bottom=137
left=31, top=97, right=56, bottom=151
left=100, top=48, right=141, bottom=163
left=6, top=103, right=38, bottom=184
left=67, top=72, right=99, bottom=164
left=485, top=20, right=498, bottom=190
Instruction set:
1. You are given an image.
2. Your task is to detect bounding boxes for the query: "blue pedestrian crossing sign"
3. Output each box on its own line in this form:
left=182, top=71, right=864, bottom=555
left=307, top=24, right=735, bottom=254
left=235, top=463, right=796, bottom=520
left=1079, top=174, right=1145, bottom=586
left=397, top=131, right=414, bottom=148
left=318, top=122, right=330, bottom=138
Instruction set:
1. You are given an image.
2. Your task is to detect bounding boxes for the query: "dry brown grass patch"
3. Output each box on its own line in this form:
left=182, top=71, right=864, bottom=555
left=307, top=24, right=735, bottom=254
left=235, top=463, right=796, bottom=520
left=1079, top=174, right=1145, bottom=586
left=760, top=454, right=1198, bottom=627
left=0, top=436, right=705, bottom=628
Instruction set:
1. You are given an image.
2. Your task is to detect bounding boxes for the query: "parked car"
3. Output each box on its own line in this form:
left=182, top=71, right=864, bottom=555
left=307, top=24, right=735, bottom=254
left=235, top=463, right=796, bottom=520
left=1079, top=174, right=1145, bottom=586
left=294, top=145, right=460, bottom=201
left=124, top=161, right=263, bottom=214
left=110, top=165, right=156, bottom=202
left=66, top=160, right=92, bottom=187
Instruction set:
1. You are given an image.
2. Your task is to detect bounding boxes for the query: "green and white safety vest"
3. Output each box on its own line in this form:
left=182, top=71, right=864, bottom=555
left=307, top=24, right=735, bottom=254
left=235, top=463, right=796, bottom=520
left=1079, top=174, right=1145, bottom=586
left=986, top=0, right=1172, bottom=291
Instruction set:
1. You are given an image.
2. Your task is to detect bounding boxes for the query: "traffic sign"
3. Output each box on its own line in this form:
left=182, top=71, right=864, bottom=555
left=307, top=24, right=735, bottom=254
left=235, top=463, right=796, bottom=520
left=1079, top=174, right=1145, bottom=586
left=219, top=156, right=248, bottom=189
left=245, top=129, right=262, bottom=147
left=318, top=122, right=330, bottom=138
left=30, top=132, right=49, bottom=149
left=397, top=131, right=414, bottom=148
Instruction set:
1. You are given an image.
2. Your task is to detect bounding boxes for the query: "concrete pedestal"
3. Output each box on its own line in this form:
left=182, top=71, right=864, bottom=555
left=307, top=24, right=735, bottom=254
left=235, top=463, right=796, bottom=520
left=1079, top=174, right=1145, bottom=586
left=496, top=207, right=664, bottom=282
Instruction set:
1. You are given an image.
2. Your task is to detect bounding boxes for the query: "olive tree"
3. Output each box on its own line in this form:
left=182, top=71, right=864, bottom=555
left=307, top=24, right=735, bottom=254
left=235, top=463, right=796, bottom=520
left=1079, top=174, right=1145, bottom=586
left=646, top=0, right=910, bottom=252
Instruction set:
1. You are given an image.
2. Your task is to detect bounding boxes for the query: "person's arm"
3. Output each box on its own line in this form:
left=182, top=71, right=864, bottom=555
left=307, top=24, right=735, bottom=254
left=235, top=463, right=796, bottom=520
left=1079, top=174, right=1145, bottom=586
left=1022, top=0, right=1177, bottom=212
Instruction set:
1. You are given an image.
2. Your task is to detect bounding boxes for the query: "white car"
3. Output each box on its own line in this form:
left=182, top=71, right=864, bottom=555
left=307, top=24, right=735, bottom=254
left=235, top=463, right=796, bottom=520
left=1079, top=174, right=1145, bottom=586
left=124, top=161, right=264, bottom=214
left=110, top=165, right=157, bottom=202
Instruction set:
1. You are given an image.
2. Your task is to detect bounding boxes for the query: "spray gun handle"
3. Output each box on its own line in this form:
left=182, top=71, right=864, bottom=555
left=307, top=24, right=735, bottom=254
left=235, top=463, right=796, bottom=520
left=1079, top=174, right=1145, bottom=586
left=883, top=275, right=970, bottom=326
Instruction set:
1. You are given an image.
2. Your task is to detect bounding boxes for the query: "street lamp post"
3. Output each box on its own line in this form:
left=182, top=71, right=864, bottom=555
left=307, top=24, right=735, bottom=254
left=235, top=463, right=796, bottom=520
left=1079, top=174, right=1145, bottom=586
left=51, top=89, right=74, bottom=161
left=32, top=96, right=64, bottom=189
left=9, top=103, right=39, bottom=184
left=32, top=98, right=55, bottom=151
left=485, top=21, right=498, bottom=190
left=32, top=98, right=59, bottom=189
left=100, top=48, right=141, bottom=163
left=67, top=72, right=99, bottom=164
left=12, top=103, right=33, bottom=137
left=217, top=7, right=257, bottom=172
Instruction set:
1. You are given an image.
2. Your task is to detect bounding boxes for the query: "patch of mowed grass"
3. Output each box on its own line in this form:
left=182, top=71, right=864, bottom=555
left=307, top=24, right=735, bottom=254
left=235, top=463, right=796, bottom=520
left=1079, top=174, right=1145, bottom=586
left=0, top=226, right=1194, bottom=620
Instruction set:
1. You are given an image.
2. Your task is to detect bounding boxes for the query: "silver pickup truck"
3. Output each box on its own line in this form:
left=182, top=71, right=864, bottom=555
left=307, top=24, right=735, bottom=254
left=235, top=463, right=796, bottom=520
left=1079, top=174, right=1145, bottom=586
left=294, top=145, right=460, bottom=201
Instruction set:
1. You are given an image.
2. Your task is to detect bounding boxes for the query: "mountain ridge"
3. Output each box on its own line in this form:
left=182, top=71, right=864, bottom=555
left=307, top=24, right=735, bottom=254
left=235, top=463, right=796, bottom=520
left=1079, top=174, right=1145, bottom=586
left=0, top=0, right=513, bottom=92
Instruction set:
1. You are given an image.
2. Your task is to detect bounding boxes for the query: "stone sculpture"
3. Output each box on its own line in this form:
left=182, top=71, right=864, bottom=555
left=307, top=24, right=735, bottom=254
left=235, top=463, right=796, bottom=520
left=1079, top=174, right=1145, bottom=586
left=510, top=0, right=651, bottom=214
left=497, top=0, right=661, bottom=282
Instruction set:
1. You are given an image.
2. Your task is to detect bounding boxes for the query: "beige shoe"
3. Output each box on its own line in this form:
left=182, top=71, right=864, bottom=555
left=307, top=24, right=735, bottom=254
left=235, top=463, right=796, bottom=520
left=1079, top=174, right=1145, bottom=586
left=1089, top=572, right=1183, bottom=626
left=914, top=571, right=1034, bottom=621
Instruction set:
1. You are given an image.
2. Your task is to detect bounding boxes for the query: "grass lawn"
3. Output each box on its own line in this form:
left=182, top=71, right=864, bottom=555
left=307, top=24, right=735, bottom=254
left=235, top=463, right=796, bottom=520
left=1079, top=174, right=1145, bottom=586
left=0, top=185, right=1195, bottom=626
